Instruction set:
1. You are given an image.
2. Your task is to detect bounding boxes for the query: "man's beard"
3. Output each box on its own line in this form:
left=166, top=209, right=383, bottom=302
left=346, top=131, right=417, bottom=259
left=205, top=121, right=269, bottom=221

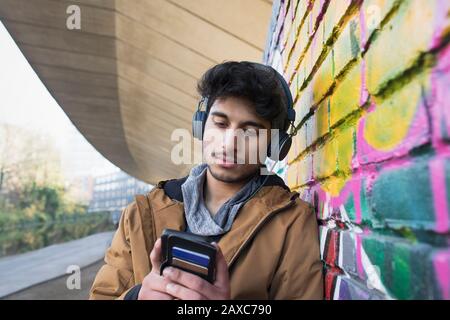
left=206, top=164, right=259, bottom=184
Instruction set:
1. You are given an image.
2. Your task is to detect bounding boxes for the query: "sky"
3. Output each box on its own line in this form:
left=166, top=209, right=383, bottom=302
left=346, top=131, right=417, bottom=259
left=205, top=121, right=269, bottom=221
left=0, top=20, right=118, bottom=179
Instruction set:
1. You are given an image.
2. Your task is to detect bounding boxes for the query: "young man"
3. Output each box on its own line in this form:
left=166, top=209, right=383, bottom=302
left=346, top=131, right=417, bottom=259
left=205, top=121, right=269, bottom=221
left=89, top=61, right=323, bottom=300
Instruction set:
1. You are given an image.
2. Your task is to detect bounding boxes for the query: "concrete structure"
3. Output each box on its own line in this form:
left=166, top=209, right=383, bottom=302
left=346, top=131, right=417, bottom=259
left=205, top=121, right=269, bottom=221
left=0, top=0, right=273, bottom=184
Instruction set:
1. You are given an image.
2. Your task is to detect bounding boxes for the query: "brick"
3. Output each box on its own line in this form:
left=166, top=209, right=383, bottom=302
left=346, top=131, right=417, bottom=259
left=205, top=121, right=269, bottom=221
left=361, top=0, right=401, bottom=48
left=310, top=17, right=325, bottom=73
left=342, top=177, right=374, bottom=225
left=331, top=274, right=387, bottom=300
left=280, top=0, right=295, bottom=50
left=361, top=75, right=430, bottom=161
left=430, top=46, right=450, bottom=143
left=297, top=19, right=314, bottom=79
left=313, top=139, right=337, bottom=179
left=287, top=130, right=300, bottom=164
left=335, top=124, right=355, bottom=173
left=322, top=0, right=353, bottom=44
left=267, top=5, right=286, bottom=56
left=284, top=5, right=303, bottom=63
left=298, top=154, right=313, bottom=186
left=286, top=161, right=299, bottom=188
left=296, top=54, right=308, bottom=88
left=366, top=0, right=438, bottom=94
left=306, top=113, right=317, bottom=146
left=285, top=35, right=304, bottom=82
left=321, top=226, right=443, bottom=299
left=369, top=157, right=448, bottom=232
left=329, top=61, right=363, bottom=127
left=294, top=86, right=313, bottom=126
left=447, top=160, right=450, bottom=210
left=333, top=15, right=361, bottom=76
left=312, top=174, right=375, bottom=225
left=315, top=98, right=330, bottom=139
left=324, top=175, right=352, bottom=197
left=295, top=124, right=308, bottom=153
left=309, top=0, right=323, bottom=37
left=431, top=249, right=450, bottom=300
left=309, top=50, right=334, bottom=105
left=298, top=186, right=313, bottom=204
left=289, top=72, right=299, bottom=103
left=362, top=234, right=440, bottom=299
left=294, top=0, right=310, bottom=31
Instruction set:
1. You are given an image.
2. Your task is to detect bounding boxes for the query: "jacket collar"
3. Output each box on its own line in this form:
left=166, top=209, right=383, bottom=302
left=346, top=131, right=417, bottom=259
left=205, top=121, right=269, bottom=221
left=150, top=173, right=297, bottom=268
left=160, top=173, right=290, bottom=202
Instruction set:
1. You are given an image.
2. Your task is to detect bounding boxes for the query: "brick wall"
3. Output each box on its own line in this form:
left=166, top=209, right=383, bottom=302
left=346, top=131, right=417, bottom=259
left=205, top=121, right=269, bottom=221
left=264, top=0, right=450, bottom=299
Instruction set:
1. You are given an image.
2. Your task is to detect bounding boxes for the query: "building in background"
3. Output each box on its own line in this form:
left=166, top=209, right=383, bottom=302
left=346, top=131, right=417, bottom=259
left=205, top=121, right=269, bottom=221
left=65, top=175, right=94, bottom=206
left=88, top=170, right=153, bottom=226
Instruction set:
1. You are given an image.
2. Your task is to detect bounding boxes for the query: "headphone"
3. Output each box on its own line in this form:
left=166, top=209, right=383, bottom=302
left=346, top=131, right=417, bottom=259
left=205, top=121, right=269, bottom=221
left=192, top=62, right=297, bottom=162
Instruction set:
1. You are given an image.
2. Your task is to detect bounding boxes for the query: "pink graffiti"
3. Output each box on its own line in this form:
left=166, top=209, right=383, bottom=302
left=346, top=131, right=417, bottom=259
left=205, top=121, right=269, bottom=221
left=431, top=0, right=450, bottom=50
left=429, top=158, right=450, bottom=233
left=433, top=249, right=450, bottom=300
left=431, top=46, right=450, bottom=149
left=353, top=177, right=362, bottom=224
left=355, top=95, right=430, bottom=165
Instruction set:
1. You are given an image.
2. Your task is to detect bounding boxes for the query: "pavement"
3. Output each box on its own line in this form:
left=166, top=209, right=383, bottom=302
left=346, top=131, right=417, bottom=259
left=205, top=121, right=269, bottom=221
left=0, top=231, right=114, bottom=299
left=3, top=260, right=105, bottom=300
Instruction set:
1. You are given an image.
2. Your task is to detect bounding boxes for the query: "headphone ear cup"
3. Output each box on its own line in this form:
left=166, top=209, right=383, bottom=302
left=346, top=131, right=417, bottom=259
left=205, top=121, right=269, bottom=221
left=192, top=111, right=207, bottom=140
left=267, top=131, right=292, bottom=161
left=278, top=135, right=292, bottom=161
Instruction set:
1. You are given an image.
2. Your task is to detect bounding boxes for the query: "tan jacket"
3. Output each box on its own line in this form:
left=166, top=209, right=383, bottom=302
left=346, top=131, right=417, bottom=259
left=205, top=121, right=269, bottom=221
left=89, top=175, right=323, bottom=300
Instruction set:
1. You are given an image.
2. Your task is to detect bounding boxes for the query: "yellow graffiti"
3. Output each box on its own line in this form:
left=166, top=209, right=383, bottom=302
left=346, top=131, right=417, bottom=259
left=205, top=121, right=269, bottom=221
left=364, top=75, right=427, bottom=151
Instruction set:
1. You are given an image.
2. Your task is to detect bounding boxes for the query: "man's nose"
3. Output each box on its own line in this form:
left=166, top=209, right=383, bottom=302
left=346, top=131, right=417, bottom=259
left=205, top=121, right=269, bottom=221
left=222, top=129, right=238, bottom=151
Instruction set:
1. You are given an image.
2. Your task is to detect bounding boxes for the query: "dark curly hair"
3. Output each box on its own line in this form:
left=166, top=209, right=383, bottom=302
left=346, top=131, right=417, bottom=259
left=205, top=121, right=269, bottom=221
left=197, top=61, right=290, bottom=132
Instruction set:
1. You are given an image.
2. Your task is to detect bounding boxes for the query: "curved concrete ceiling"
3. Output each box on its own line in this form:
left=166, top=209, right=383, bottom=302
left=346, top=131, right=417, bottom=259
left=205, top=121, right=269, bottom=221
left=0, top=0, right=273, bottom=184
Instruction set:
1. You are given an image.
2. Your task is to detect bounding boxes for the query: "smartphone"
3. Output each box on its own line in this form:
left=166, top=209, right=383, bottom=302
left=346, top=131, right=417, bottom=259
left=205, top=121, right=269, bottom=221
left=159, top=228, right=217, bottom=284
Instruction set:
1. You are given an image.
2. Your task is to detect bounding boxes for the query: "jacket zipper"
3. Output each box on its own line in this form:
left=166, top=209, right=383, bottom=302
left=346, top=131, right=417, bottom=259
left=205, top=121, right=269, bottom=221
left=228, top=198, right=297, bottom=268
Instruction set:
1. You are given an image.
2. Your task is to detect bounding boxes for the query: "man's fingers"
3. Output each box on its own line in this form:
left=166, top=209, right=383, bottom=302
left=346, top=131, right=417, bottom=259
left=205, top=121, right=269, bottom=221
left=165, top=282, right=206, bottom=300
left=139, top=290, right=174, bottom=300
left=139, top=271, right=175, bottom=300
left=163, top=267, right=214, bottom=294
left=143, top=271, right=172, bottom=293
left=150, top=238, right=162, bottom=271
left=212, top=242, right=230, bottom=288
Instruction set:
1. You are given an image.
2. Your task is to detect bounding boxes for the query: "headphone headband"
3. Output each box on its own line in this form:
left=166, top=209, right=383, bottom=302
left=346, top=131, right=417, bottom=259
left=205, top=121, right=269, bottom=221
left=248, top=62, right=296, bottom=124
left=196, top=63, right=295, bottom=123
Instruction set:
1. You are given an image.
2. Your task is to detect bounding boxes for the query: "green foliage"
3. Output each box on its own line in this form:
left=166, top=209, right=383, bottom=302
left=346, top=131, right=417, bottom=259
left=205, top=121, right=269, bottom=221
left=0, top=212, right=114, bottom=257
left=0, top=181, right=115, bottom=257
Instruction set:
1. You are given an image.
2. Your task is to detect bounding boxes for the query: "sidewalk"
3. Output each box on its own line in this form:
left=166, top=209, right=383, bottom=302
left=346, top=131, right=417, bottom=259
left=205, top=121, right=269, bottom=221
left=0, top=231, right=114, bottom=298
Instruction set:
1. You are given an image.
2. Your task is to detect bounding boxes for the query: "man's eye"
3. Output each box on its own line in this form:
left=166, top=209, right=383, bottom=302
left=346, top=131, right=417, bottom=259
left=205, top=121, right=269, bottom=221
left=244, top=129, right=258, bottom=137
left=214, top=122, right=226, bottom=128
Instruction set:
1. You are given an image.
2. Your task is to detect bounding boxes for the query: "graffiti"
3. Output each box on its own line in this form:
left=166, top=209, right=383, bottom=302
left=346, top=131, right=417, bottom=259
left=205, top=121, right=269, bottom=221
left=265, top=0, right=450, bottom=299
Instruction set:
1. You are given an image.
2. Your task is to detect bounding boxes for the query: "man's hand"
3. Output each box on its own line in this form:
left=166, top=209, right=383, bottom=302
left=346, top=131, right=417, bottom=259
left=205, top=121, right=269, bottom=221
left=138, top=238, right=175, bottom=300
left=162, top=242, right=231, bottom=300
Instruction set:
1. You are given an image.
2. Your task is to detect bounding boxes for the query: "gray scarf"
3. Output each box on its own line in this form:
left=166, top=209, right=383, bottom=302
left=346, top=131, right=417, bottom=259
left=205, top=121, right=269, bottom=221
left=181, top=163, right=266, bottom=236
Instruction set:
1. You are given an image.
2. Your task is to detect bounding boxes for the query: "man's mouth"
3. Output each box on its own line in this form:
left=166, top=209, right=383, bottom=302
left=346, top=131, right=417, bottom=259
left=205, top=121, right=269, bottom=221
left=212, top=154, right=240, bottom=168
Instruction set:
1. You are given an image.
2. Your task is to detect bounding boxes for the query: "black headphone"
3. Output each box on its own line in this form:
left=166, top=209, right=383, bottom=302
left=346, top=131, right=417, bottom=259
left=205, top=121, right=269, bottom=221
left=192, top=62, right=296, bottom=162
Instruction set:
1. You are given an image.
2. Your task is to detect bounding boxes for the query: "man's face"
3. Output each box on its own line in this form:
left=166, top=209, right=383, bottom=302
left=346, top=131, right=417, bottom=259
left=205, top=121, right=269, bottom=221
left=202, top=96, right=271, bottom=183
